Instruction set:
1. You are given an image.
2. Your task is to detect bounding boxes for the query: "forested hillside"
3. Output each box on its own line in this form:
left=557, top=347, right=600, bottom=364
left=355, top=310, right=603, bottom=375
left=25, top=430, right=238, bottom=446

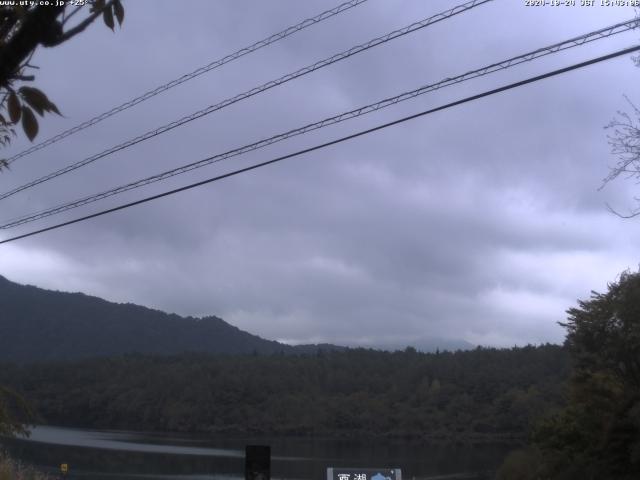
left=0, top=275, right=340, bottom=361
left=0, top=345, right=568, bottom=440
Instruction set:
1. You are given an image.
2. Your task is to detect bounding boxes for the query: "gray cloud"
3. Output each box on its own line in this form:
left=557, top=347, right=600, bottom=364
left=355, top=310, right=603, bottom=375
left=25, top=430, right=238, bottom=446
left=1, top=0, right=639, bottom=348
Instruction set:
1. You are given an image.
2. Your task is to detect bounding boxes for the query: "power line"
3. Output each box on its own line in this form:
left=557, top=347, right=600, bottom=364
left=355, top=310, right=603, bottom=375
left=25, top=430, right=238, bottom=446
left=0, top=0, right=494, bottom=201
left=2, top=44, right=638, bottom=246
left=2, top=18, right=636, bottom=230
left=4, top=0, right=370, bottom=165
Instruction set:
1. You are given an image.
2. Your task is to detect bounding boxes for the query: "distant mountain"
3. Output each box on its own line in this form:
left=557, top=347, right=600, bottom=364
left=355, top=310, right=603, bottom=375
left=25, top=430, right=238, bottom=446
left=0, top=275, right=471, bottom=363
left=0, top=275, right=319, bottom=362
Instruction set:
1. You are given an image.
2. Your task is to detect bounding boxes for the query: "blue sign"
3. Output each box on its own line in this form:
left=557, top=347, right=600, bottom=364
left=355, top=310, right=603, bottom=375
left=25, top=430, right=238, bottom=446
left=327, top=468, right=401, bottom=480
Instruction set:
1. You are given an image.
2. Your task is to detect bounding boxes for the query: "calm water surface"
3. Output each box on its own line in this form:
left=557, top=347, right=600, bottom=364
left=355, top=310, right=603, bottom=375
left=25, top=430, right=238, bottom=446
left=0, top=425, right=513, bottom=480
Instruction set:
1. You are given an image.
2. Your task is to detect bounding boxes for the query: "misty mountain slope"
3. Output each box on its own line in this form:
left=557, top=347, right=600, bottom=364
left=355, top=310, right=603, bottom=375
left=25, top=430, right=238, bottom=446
left=0, top=275, right=471, bottom=362
left=0, top=275, right=298, bottom=362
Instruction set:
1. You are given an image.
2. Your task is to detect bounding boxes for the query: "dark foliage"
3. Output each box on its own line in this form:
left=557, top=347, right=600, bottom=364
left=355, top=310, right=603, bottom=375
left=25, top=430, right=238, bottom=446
left=0, top=0, right=123, bottom=152
left=499, top=271, right=640, bottom=479
left=0, top=345, right=568, bottom=441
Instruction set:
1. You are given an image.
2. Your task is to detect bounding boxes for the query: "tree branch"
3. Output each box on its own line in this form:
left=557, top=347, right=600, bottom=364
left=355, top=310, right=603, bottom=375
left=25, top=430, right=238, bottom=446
left=61, top=5, right=83, bottom=26
left=605, top=203, right=640, bottom=219
left=0, top=5, right=64, bottom=87
left=0, top=7, right=20, bottom=40
left=51, top=1, right=114, bottom=46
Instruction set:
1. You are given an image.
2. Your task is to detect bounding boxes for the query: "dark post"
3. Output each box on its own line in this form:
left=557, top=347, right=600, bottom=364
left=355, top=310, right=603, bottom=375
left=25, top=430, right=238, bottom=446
left=245, top=445, right=270, bottom=480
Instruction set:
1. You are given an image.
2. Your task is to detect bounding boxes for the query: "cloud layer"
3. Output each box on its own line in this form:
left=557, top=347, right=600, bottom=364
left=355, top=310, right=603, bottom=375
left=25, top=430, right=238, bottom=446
left=1, top=0, right=639, bottom=347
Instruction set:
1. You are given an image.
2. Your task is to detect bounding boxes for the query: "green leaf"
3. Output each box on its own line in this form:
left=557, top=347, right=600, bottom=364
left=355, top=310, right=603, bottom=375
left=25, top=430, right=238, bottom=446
left=103, top=5, right=114, bottom=30
left=48, top=101, right=61, bottom=116
left=19, top=86, right=48, bottom=116
left=21, top=106, right=38, bottom=141
left=7, top=92, right=21, bottom=123
left=113, top=0, right=124, bottom=26
left=18, top=86, right=61, bottom=116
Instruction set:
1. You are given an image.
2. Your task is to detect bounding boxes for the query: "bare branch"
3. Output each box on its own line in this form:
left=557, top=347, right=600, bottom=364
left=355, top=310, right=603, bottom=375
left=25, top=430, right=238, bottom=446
left=11, top=74, right=34, bottom=82
left=602, top=97, right=640, bottom=188
left=605, top=202, right=640, bottom=218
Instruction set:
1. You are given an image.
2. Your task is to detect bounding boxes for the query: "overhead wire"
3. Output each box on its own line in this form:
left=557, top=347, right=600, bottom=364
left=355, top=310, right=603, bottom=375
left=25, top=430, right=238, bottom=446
left=0, top=0, right=494, bottom=201
left=1, top=18, right=637, bottom=230
left=1, top=44, right=638, bottom=245
left=4, top=0, right=371, bottom=165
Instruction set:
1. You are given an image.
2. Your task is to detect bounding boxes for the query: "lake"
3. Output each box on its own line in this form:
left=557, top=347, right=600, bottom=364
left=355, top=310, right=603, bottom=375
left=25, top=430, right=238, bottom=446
left=0, top=425, right=514, bottom=479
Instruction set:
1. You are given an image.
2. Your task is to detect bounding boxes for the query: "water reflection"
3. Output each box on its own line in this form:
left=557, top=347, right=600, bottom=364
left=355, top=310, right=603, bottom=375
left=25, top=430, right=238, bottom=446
left=0, top=425, right=512, bottom=479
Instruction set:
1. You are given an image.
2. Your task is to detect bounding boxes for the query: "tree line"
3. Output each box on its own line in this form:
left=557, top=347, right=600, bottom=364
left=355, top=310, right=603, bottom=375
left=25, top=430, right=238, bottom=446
left=0, top=344, right=568, bottom=442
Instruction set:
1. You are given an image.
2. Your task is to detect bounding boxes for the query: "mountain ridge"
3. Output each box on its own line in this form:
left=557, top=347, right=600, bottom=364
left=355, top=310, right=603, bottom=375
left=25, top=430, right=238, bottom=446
left=0, top=274, right=470, bottom=362
left=0, top=274, right=305, bottom=361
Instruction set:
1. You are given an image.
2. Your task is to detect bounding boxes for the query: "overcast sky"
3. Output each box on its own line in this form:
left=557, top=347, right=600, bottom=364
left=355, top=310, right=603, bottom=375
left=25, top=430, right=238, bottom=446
left=1, top=0, right=639, bottom=348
